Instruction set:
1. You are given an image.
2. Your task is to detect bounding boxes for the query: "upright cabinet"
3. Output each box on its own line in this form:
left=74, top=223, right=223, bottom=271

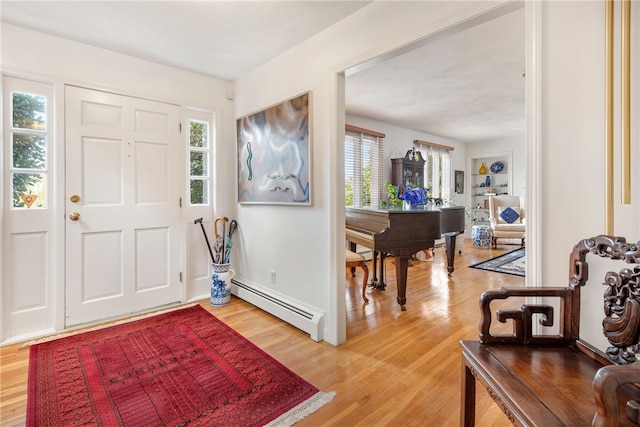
left=391, top=149, right=425, bottom=188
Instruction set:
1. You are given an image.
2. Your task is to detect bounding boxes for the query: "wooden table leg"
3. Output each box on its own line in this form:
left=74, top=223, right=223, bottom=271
left=461, top=354, right=477, bottom=427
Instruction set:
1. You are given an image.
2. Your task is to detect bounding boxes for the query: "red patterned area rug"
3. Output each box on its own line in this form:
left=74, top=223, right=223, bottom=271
left=27, top=305, right=334, bottom=426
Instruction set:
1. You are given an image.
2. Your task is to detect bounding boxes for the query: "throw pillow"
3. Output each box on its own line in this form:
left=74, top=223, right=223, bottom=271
left=498, top=206, right=520, bottom=224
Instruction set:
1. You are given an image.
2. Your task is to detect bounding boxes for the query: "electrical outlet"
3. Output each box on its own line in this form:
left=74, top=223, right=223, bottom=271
left=270, top=270, right=276, bottom=285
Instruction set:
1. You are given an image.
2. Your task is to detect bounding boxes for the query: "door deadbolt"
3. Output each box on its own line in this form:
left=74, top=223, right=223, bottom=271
left=70, top=194, right=80, bottom=203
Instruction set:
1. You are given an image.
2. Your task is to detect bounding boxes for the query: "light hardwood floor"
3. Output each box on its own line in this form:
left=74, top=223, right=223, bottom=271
left=1, top=239, right=523, bottom=426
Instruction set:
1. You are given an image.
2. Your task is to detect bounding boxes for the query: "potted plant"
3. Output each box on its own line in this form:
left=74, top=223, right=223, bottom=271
left=383, top=181, right=443, bottom=208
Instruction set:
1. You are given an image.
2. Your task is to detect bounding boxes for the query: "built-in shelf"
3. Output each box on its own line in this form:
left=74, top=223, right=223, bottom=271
left=466, top=152, right=513, bottom=211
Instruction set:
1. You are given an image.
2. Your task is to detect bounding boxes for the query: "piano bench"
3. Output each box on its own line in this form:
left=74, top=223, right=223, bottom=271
left=345, top=249, right=369, bottom=303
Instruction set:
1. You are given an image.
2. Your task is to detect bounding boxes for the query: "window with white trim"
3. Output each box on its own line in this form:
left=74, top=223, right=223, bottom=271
left=188, top=118, right=211, bottom=205
left=345, top=126, right=384, bottom=208
left=9, top=90, right=49, bottom=209
left=415, top=143, right=452, bottom=202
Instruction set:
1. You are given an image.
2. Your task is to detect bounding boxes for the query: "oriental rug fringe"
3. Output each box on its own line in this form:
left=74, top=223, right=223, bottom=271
left=469, top=247, right=526, bottom=277
left=27, top=305, right=333, bottom=426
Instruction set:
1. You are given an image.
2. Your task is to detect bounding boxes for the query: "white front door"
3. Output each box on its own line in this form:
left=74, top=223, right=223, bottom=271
left=65, top=86, right=183, bottom=326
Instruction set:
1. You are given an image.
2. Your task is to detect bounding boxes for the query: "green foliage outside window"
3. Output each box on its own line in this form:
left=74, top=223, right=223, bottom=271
left=361, top=164, right=371, bottom=206
left=345, top=178, right=353, bottom=206
left=13, top=93, right=45, bottom=130
left=189, top=120, right=208, bottom=205
left=345, top=163, right=371, bottom=207
left=12, top=93, right=46, bottom=208
left=190, top=121, right=205, bottom=148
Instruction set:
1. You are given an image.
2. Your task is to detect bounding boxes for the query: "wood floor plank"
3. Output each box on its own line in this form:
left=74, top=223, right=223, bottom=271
left=0, top=239, right=523, bottom=426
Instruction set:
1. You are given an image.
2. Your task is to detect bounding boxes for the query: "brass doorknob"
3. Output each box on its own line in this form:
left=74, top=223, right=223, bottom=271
left=69, top=212, right=80, bottom=221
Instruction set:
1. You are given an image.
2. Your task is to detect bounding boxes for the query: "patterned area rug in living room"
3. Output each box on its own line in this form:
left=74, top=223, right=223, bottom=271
left=469, top=248, right=526, bottom=277
left=27, top=305, right=334, bottom=427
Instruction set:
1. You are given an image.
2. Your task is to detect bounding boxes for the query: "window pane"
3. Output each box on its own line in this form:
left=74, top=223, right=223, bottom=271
left=417, top=147, right=451, bottom=201
left=190, top=179, right=208, bottom=205
left=13, top=133, right=46, bottom=169
left=190, top=120, right=208, bottom=148
left=12, top=173, right=46, bottom=208
left=360, top=144, right=372, bottom=206
left=344, top=131, right=383, bottom=208
left=190, top=151, right=207, bottom=176
left=12, top=92, right=46, bottom=130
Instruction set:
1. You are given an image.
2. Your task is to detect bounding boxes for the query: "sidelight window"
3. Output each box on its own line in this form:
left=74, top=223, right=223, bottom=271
left=188, top=119, right=210, bottom=205
left=10, top=91, right=48, bottom=209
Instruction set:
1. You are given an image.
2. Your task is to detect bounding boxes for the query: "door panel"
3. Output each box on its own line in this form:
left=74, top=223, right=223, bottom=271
left=82, top=231, right=122, bottom=301
left=135, top=227, right=170, bottom=291
left=135, top=141, right=169, bottom=203
left=65, top=86, right=182, bottom=326
left=83, top=137, right=123, bottom=204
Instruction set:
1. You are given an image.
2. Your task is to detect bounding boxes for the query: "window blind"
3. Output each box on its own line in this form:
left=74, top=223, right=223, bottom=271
left=345, top=127, right=384, bottom=208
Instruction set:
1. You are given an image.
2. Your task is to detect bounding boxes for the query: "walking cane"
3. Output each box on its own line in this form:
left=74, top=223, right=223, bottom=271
left=194, top=217, right=215, bottom=263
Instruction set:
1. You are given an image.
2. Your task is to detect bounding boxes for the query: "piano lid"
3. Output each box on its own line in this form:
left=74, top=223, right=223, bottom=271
left=346, top=206, right=444, bottom=254
left=345, top=204, right=465, bottom=238
left=346, top=204, right=463, bottom=216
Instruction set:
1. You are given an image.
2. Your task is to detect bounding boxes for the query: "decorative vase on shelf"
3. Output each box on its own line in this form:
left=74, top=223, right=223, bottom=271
left=485, top=175, right=491, bottom=186
left=478, top=162, right=487, bottom=174
left=210, top=263, right=234, bottom=306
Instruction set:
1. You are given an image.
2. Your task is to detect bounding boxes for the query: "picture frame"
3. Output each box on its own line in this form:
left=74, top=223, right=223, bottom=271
left=455, top=170, right=464, bottom=194
left=236, top=91, right=312, bottom=205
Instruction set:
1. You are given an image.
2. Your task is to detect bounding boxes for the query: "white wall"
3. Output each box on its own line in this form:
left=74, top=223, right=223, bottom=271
left=540, top=1, right=640, bottom=350
left=235, top=0, right=640, bottom=347
left=346, top=114, right=526, bottom=233
left=4, top=0, right=638, bottom=349
left=1, top=23, right=235, bottom=341
left=233, top=1, right=512, bottom=344
left=346, top=114, right=468, bottom=193
left=466, top=135, right=526, bottom=198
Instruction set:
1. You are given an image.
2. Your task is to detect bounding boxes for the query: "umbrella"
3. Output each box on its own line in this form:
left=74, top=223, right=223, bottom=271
left=213, top=217, right=228, bottom=264
left=224, top=220, right=238, bottom=264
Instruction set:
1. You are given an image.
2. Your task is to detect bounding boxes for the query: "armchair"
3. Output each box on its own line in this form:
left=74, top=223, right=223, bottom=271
left=488, top=195, right=525, bottom=248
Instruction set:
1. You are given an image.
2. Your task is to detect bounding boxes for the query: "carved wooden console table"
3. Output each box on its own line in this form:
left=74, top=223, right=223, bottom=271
left=460, top=235, right=640, bottom=426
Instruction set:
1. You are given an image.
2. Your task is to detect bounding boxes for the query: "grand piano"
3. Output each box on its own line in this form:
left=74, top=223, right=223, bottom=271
left=345, top=205, right=465, bottom=310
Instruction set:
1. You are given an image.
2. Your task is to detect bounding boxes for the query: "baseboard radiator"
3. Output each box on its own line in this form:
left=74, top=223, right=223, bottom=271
left=230, top=278, right=324, bottom=342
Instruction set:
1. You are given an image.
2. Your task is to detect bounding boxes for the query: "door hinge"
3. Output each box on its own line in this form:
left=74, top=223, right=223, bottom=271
left=180, top=272, right=183, bottom=282
left=179, top=122, right=182, bottom=133
left=179, top=197, right=182, bottom=208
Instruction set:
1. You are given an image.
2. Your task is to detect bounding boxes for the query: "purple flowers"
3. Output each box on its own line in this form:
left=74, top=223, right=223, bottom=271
left=397, top=185, right=427, bottom=208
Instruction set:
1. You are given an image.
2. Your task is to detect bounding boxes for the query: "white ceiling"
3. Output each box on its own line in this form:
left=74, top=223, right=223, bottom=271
left=346, top=6, right=525, bottom=144
left=1, top=1, right=525, bottom=144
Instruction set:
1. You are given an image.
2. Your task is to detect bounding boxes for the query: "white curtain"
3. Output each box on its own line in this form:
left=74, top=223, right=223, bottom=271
left=415, top=145, right=451, bottom=201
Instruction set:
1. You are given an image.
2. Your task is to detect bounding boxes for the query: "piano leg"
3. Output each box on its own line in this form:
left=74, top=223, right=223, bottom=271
left=371, top=251, right=387, bottom=291
left=394, top=255, right=409, bottom=311
left=392, top=243, right=435, bottom=311
left=443, top=232, right=458, bottom=277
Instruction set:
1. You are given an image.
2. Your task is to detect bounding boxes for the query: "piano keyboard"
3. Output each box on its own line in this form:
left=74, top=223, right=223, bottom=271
left=345, top=227, right=374, bottom=248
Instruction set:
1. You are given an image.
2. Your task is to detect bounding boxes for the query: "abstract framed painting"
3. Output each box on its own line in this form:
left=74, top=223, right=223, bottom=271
left=236, top=91, right=312, bottom=205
